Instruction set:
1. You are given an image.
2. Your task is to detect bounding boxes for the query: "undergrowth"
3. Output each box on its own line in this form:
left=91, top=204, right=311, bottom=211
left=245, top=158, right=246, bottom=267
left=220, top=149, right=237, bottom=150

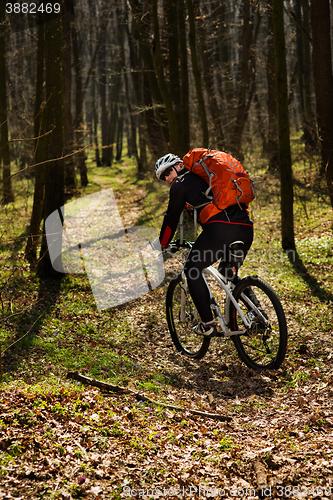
left=0, top=140, right=332, bottom=390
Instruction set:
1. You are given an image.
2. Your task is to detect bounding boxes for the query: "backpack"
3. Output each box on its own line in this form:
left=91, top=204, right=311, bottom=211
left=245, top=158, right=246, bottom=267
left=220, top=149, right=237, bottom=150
left=182, top=148, right=255, bottom=224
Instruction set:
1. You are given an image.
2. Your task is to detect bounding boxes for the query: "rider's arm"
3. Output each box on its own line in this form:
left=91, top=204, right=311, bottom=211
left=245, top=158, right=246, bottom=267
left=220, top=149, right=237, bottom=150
left=159, top=183, right=186, bottom=247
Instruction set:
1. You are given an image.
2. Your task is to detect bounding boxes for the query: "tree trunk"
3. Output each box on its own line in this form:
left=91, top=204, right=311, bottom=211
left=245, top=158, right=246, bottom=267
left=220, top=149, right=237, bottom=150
left=166, top=0, right=189, bottom=155
left=143, top=73, right=167, bottom=159
left=301, top=0, right=317, bottom=152
left=120, top=8, right=139, bottom=164
left=166, top=0, right=181, bottom=121
left=62, top=0, right=76, bottom=191
left=97, top=22, right=111, bottom=166
left=107, top=56, right=123, bottom=166
left=294, top=0, right=317, bottom=151
left=178, top=0, right=190, bottom=154
left=254, top=93, right=268, bottom=156
left=230, top=0, right=252, bottom=160
left=116, top=108, right=124, bottom=162
left=25, top=18, right=46, bottom=261
left=197, top=2, right=225, bottom=150
left=266, top=1, right=279, bottom=170
left=186, top=0, right=209, bottom=148
left=125, top=6, right=165, bottom=161
left=272, top=0, right=295, bottom=250
left=151, top=0, right=180, bottom=153
left=37, top=10, right=65, bottom=278
left=214, top=0, right=233, bottom=128
left=72, top=21, right=88, bottom=184
left=0, top=1, right=14, bottom=204
left=128, top=0, right=170, bottom=148
left=310, top=0, right=333, bottom=206
left=92, top=69, right=101, bottom=166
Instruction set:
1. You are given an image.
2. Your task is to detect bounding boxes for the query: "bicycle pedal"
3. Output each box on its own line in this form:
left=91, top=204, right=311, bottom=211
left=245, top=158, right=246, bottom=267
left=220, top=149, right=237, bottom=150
left=210, top=330, right=223, bottom=338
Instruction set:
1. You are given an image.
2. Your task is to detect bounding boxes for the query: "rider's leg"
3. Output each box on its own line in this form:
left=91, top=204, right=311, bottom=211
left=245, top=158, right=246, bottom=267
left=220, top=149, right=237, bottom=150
left=184, top=219, right=253, bottom=324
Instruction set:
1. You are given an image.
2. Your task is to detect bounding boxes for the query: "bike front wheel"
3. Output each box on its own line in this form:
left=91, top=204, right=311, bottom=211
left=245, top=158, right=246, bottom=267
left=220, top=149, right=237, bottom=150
left=229, top=276, right=287, bottom=370
left=166, top=274, right=210, bottom=359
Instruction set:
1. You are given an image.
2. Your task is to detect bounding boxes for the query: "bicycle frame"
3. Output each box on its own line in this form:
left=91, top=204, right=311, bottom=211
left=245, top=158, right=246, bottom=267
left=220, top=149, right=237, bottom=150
left=164, top=240, right=267, bottom=337
left=202, top=267, right=251, bottom=336
left=204, top=266, right=270, bottom=335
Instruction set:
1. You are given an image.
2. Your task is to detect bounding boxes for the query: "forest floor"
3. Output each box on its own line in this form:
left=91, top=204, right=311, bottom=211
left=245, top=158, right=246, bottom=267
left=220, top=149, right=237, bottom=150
left=0, top=150, right=333, bottom=499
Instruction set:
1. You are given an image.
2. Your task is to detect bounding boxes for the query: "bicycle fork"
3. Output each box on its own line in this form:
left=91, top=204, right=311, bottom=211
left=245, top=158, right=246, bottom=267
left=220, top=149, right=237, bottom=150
left=180, top=276, right=199, bottom=322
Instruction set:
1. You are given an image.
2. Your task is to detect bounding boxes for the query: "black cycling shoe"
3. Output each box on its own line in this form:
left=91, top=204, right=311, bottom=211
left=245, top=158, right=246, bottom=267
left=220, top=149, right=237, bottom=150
left=192, top=322, right=219, bottom=338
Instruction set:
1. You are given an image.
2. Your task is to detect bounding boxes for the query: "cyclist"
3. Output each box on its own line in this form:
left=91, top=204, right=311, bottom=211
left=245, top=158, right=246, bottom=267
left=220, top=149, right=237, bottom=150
left=155, top=152, right=254, bottom=337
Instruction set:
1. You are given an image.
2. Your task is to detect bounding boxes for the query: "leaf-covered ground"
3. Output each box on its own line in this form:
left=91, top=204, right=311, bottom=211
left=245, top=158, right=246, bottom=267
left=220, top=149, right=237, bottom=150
left=1, top=156, right=333, bottom=499
left=1, top=346, right=333, bottom=499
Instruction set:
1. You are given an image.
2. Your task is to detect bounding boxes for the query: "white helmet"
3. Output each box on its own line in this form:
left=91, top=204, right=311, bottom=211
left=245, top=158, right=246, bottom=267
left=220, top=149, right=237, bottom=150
left=155, top=153, right=182, bottom=180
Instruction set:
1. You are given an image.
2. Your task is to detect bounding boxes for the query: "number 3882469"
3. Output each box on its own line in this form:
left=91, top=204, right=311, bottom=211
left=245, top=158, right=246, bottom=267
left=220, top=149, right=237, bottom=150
left=6, top=3, right=61, bottom=14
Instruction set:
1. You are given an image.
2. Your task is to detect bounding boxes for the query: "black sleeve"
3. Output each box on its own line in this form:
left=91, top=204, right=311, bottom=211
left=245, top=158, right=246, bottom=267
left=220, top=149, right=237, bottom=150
left=159, top=183, right=187, bottom=246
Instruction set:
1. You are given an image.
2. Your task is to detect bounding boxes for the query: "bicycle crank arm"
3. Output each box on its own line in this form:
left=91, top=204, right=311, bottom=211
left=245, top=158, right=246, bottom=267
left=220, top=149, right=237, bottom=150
left=220, top=328, right=247, bottom=337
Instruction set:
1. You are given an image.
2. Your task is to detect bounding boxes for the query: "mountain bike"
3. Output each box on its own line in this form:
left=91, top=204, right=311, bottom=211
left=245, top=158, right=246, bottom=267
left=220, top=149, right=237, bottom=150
left=165, top=240, right=287, bottom=370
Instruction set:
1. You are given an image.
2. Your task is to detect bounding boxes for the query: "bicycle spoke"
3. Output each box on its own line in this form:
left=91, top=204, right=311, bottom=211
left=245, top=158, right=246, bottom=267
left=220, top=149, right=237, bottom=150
left=231, top=276, right=287, bottom=370
left=166, top=275, right=210, bottom=359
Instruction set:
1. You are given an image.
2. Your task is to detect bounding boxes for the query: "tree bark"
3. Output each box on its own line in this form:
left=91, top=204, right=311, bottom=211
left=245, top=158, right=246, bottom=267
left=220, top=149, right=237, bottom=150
left=178, top=0, right=190, bottom=154
left=97, top=19, right=111, bottom=166
left=0, top=1, right=14, bottom=204
left=37, top=11, right=65, bottom=278
left=310, top=0, right=333, bottom=206
left=125, top=5, right=165, bottom=161
left=62, top=0, right=76, bottom=191
left=230, top=0, right=252, bottom=160
left=25, top=18, right=46, bottom=261
left=151, top=0, right=180, bottom=153
left=120, top=7, right=139, bottom=165
left=197, top=2, right=225, bottom=150
left=72, top=20, right=88, bottom=184
left=266, top=1, right=279, bottom=170
left=92, top=68, right=101, bottom=167
left=272, top=0, right=295, bottom=250
left=214, top=0, right=233, bottom=128
left=294, top=0, right=317, bottom=151
left=128, top=0, right=170, bottom=148
left=186, top=0, right=209, bottom=148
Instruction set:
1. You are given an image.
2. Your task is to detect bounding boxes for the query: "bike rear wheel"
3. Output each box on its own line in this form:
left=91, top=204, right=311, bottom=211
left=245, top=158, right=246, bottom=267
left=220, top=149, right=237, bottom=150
left=166, top=274, right=210, bottom=359
left=229, top=276, right=287, bottom=370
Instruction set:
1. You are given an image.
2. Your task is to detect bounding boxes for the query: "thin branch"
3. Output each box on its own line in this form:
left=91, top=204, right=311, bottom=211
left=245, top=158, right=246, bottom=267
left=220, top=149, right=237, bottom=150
left=66, top=371, right=232, bottom=422
left=10, top=103, right=27, bottom=140
left=7, top=128, right=55, bottom=144
left=1, top=298, right=44, bottom=323
left=2, top=310, right=46, bottom=355
left=0, top=93, right=52, bottom=155
left=0, top=310, right=46, bottom=382
left=0, top=143, right=93, bottom=184
left=285, top=8, right=312, bottom=42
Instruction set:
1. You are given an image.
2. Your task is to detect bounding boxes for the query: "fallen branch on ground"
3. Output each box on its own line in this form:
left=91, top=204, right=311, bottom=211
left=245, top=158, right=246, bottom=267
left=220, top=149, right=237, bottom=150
left=66, top=371, right=232, bottom=422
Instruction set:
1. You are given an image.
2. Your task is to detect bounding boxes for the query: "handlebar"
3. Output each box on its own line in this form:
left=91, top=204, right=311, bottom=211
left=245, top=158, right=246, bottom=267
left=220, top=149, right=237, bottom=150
left=167, top=239, right=194, bottom=253
left=149, top=239, right=193, bottom=253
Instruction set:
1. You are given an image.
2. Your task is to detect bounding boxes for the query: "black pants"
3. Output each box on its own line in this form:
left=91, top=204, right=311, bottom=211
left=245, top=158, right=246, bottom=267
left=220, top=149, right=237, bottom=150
left=184, top=207, right=253, bottom=323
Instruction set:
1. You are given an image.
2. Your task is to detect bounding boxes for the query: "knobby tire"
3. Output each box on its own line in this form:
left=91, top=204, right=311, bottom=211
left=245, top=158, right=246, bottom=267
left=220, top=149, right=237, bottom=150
left=166, top=274, right=210, bottom=359
left=230, top=276, right=287, bottom=370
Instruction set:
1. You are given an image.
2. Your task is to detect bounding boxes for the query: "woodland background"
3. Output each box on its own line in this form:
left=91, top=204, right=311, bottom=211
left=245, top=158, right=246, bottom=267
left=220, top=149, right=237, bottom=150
left=0, top=0, right=333, bottom=498
left=0, top=0, right=332, bottom=267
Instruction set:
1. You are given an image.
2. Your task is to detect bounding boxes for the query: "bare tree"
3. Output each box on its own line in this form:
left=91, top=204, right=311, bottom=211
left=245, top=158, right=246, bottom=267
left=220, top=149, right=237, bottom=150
left=272, top=0, right=295, bottom=250
left=310, top=0, right=333, bottom=207
left=25, top=18, right=46, bottom=261
left=37, top=12, right=65, bottom=278
left=0, top=1, right=14, bottom=204
left=186, top=0, right=209, bottom=148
